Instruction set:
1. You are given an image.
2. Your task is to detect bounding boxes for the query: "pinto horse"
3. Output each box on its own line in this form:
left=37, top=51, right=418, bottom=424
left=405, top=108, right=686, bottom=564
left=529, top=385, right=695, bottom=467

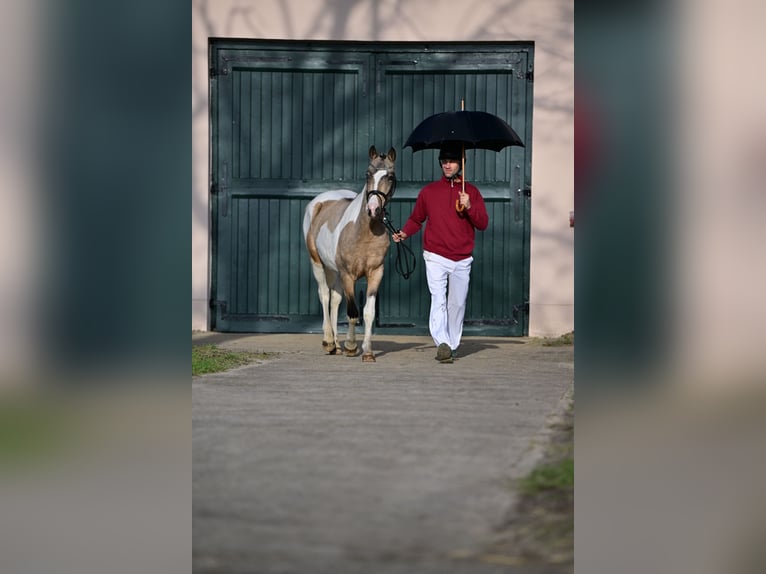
left=303, top=145, right=397, bottom=362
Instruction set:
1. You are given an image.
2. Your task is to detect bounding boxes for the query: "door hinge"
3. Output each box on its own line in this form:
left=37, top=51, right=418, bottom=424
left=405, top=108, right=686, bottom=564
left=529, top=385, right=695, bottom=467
left=210, top=300, right=228, bottom=315
left=212, top=161, right=229, bottom=217
left=210, top=183, right=229, bottom=217
left=526, top=70, right=534, bottom=82
left=512, top=301, right=529, bottom=323
left=523, top=188, right=531, bottom=198
left=210, top=62, right=229, bottom=78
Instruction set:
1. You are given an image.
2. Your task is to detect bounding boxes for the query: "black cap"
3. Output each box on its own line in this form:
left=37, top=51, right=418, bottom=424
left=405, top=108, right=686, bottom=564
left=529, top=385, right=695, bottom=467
left=438, top=144, right=463, bottom=161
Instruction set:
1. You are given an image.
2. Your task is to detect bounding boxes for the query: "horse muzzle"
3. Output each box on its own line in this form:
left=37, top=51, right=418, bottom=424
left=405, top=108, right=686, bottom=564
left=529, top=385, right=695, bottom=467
left=367, top=206, right=383, bottom=219
left=366, top=192, right=386, bottom=219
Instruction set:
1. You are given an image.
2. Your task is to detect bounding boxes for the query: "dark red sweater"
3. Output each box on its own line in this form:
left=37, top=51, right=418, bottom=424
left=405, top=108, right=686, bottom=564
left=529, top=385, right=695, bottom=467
left=401, top=175, right=489, bottom=261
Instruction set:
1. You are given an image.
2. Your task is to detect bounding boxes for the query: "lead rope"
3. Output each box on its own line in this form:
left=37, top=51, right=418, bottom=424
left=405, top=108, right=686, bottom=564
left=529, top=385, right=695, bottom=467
left=381, top=211, right=416, bottom=280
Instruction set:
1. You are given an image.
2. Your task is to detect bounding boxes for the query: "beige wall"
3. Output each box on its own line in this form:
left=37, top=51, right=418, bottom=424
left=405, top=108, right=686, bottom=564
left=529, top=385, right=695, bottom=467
left=192, top=0, right=573, bottom=337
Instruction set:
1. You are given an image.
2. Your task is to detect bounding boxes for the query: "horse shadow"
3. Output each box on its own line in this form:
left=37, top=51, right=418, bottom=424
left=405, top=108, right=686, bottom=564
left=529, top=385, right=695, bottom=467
left=192, top=332, right=251, bottom=347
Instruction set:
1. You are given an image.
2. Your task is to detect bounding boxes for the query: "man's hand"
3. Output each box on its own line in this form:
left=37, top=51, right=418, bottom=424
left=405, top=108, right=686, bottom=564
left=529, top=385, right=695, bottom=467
left=458, top=191, right=471, bottom=210
left=392, top=230, right=408, bottom=243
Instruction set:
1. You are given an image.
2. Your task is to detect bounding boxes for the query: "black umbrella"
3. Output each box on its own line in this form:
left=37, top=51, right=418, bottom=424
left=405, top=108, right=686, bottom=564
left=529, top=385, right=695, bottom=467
left=404, top=106, right=524, bottom=211
left=403, top=110, right=524, bottom=152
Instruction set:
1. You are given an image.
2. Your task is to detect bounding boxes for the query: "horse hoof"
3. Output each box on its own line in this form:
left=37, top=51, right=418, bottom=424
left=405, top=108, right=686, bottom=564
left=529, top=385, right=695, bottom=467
left=344, top=348, right=358, bottom=357
left=362, top=353, right=376, bottom=362
left=323, top=341, right=339, bottom=354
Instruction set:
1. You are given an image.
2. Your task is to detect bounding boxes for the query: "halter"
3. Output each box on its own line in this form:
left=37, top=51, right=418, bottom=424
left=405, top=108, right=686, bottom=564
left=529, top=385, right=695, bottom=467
left=364, top=163, right=416, bottom=280
left=364, top=171, right=396, bottom=212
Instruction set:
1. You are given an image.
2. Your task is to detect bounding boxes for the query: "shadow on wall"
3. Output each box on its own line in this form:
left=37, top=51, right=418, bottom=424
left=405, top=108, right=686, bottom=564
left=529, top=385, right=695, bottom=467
left=193, top=0, right=573, bottom=229
left=192, top=0, right=574, bottom=332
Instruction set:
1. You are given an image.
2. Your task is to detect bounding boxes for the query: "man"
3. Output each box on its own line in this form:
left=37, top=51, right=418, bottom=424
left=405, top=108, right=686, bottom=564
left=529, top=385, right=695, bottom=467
left=392, top=143, right=489, bottom=363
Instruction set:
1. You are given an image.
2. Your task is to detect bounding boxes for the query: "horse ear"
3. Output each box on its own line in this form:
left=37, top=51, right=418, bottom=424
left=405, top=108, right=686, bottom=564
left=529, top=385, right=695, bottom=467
left=387, top=147, right=396, bottom=162
left=369, top=145, right=378, bottom=160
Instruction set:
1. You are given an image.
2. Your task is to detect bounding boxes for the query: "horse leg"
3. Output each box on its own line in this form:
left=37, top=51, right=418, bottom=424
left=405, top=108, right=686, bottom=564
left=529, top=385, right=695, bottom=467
left=340, top=273, right=359, bottom=357
left=328, top=284, right=343, bottom=354
left=313, top=262, right=340, bottom=354
left=361, top=266, right=384, bottom=362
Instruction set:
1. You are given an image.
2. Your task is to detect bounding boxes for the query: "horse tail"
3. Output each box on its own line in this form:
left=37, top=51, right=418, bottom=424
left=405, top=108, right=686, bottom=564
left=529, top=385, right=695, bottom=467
left=302, top=201, right=315, bottom=242
left=304, top=200, right=325, bottom=264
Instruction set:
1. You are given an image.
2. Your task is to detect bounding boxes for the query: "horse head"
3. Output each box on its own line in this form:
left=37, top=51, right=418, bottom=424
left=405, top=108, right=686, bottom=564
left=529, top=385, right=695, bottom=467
left=365, top=145, right=396, bottom=220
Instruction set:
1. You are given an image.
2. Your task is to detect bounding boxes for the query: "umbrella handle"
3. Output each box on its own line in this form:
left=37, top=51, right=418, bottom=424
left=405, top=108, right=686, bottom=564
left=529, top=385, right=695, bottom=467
left=456, top=137, right=467, bottom=212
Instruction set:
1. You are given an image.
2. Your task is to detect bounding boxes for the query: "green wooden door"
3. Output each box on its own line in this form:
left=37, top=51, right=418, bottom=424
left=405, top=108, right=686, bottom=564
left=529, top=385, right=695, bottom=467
left=209, top=40, right=533, bottom=335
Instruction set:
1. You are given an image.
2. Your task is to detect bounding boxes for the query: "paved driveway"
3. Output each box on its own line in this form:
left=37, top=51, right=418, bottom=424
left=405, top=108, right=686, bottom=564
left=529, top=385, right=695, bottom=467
left=193, top=333, right=573, bottom=573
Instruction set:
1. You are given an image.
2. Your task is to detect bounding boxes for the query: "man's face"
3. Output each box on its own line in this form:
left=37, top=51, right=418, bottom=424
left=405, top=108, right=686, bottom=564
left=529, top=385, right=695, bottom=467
left=440, top=158, right=461, bottom=179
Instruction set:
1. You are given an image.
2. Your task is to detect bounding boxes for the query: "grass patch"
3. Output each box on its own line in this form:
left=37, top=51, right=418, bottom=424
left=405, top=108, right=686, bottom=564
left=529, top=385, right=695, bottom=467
left=519, top=458, right=574, bottom=494
left=192, top=345, right=274, bottom=376
left=542, top=331, right=574, bottom=347
left=478, top=390, right=574, bottom=572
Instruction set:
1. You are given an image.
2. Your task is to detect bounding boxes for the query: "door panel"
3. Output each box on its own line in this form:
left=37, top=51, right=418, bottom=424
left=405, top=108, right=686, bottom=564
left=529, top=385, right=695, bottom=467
left=210, top=41, right=532, bottom=335
left=374, top=49, right=532, bottom=335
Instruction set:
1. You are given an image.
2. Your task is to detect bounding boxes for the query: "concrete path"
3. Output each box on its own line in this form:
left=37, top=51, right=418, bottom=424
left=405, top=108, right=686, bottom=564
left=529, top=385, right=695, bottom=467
left=193, top=333, right=573, bottom=573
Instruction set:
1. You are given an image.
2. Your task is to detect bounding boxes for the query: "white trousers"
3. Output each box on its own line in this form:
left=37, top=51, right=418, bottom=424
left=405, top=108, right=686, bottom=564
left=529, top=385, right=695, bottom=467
left=423, top=250, right=473, bottom=350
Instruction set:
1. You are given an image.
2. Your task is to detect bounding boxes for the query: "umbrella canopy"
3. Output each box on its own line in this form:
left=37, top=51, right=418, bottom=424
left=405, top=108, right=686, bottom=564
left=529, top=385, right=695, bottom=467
left=403, top=110, right=524, bottom=152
